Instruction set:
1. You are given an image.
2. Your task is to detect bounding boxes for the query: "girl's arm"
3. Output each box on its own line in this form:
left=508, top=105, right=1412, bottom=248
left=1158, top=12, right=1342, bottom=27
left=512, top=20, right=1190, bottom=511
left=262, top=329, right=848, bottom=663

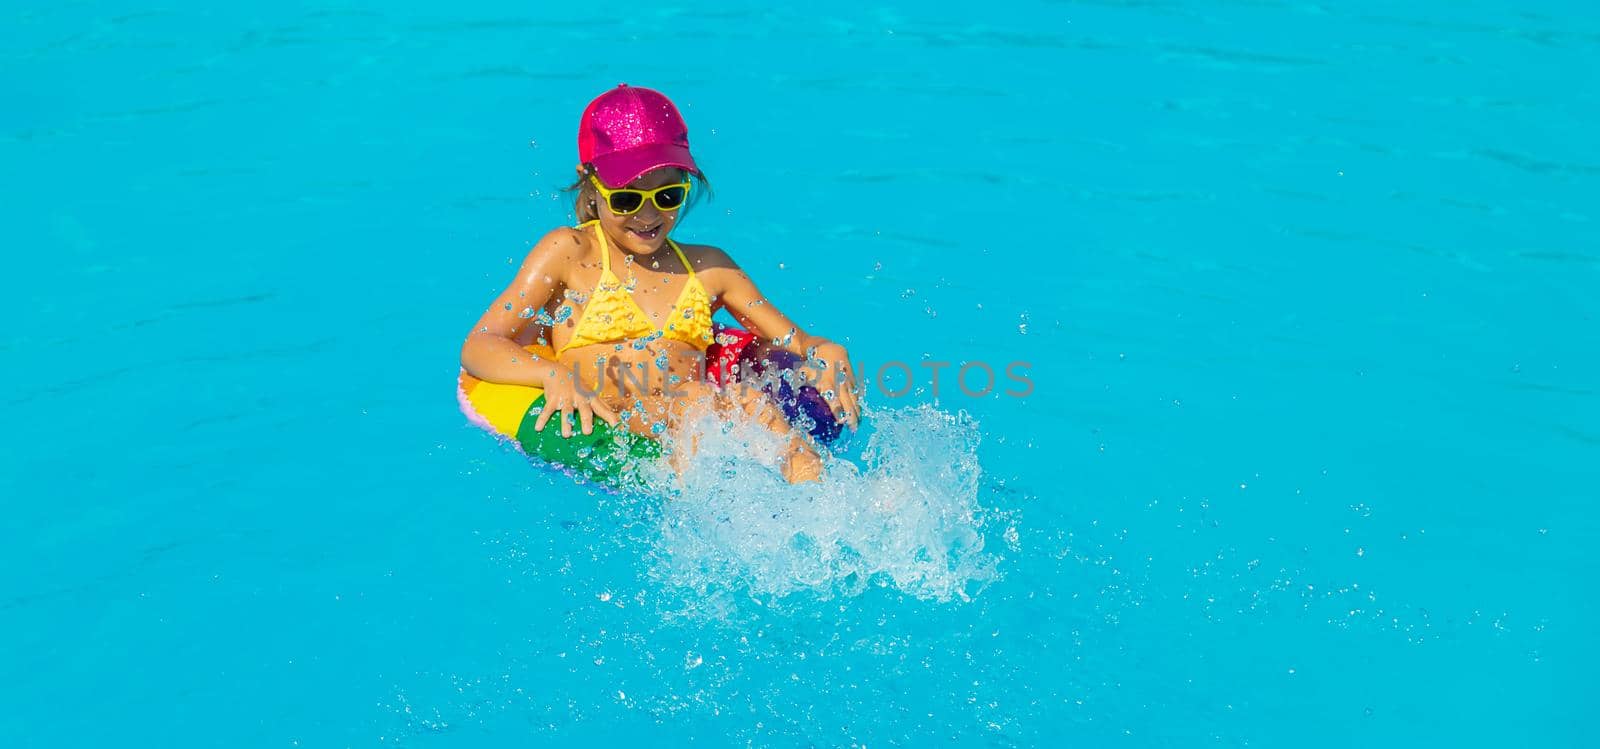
left=700, top=247, right=861, bottom=427
left=460, top=228, right=582, bottom=387
left=463, top=228, right=618, bottom=437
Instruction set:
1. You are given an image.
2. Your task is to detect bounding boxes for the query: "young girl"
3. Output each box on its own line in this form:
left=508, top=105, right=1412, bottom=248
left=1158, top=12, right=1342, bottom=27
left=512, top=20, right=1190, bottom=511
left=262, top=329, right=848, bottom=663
left=460, top=84, right=860, bottom=484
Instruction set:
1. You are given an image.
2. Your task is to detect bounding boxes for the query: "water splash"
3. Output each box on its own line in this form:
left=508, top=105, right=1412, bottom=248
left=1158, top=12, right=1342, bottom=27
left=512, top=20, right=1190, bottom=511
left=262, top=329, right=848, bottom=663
left=641, top=404, right=1001, bottom=603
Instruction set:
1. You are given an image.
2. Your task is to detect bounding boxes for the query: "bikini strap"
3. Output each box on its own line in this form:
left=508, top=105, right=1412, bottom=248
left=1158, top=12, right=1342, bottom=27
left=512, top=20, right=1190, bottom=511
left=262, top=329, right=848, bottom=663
left=586, top=221, right=611, bottom=273
left=667, top=239, right=695, bottom=279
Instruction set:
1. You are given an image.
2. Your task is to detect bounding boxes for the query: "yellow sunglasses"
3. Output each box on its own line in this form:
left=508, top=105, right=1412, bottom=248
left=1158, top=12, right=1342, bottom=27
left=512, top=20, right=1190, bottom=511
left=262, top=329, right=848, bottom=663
left=590, top=175, right=691, bottom=215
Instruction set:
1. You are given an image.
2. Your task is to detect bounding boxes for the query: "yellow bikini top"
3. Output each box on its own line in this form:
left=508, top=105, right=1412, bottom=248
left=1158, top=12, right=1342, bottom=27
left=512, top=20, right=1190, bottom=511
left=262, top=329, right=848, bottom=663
left=557, top=221, right=714, bottom=354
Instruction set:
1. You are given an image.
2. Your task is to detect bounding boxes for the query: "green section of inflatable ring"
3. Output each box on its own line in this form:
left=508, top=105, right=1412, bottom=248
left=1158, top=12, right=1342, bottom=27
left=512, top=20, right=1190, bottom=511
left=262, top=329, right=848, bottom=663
left=512, top=395, right=664, bottom=488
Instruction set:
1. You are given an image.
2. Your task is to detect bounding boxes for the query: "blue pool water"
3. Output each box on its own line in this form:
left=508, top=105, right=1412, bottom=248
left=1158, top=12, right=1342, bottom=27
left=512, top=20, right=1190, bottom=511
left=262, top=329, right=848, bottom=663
left=3, top=1, right=1595, bottom=746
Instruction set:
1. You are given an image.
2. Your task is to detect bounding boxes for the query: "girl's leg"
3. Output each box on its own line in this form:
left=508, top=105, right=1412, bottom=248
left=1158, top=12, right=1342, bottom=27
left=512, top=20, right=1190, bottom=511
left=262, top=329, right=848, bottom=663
left=660, top=381, right=718, bottom=479
left=721, top=383, right=822, bottom=484
left=653, top=381, right=822, bottom=484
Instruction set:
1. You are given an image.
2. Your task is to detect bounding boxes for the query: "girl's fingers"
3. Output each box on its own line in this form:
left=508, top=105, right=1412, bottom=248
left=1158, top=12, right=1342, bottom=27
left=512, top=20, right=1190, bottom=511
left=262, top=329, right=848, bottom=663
left=828, top=367, right=859, bottom=428
left=823, top=376, right=854, bottom=426
left=534, top=398, right=556, bottom=432
left=560, top=405, right=574, bottom=439
left=591, top=399, right=620, bottom=427
left=577, top=401, right=595, bottom=436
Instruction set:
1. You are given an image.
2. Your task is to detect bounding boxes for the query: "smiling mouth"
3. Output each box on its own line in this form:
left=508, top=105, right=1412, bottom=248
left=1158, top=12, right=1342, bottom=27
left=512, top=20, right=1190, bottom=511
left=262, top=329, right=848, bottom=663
left=627, top=222, right=663, bottom=240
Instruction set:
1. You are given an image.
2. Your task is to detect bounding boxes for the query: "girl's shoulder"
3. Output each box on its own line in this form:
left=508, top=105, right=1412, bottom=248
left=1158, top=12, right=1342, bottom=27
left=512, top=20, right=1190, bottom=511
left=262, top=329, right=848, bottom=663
left=501, top=226, right=594, bottom=290
left=676, top=241, right=739, bottom=273
left=525, top=225, right=593, bottom=266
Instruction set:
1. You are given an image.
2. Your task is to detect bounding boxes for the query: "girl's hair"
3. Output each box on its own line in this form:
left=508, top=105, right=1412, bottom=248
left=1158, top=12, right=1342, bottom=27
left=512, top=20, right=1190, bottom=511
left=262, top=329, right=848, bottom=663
left=565, top=165, right=712, bottom=224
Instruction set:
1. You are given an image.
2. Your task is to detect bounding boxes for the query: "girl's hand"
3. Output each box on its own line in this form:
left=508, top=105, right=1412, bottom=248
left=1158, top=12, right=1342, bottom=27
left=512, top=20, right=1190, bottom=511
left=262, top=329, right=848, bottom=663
left=533, top=365, right=619, bottom=438
left=807, top=340, right=861, bottom=429
left=697, top=247, right=862, bottom=429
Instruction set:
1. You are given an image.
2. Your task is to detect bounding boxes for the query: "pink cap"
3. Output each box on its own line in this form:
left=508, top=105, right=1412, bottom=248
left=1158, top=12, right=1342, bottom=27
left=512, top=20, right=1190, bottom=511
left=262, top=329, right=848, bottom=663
left=578, top=84, right=700, bottom=189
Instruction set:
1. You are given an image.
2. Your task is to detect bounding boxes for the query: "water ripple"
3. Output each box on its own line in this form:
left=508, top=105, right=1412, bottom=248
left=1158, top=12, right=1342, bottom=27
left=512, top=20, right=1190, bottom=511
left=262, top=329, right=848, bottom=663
left=1157, top=44, right=1327, bottom=69
left=1474, top=149, right=1600, bottom=179
left=1513, top=250, right=1600, bottom=266
left=444, top=65, right=590, bottom=81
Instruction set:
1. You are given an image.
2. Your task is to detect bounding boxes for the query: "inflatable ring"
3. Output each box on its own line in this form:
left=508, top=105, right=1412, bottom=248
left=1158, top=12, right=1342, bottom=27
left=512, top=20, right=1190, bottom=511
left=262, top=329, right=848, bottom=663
left=459, top=325, right=845, bottom=489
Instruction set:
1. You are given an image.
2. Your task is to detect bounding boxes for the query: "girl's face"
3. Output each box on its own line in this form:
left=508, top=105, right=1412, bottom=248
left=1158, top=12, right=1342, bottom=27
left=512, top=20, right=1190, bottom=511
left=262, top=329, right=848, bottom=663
left=591, top=167, right=686, bottom=255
